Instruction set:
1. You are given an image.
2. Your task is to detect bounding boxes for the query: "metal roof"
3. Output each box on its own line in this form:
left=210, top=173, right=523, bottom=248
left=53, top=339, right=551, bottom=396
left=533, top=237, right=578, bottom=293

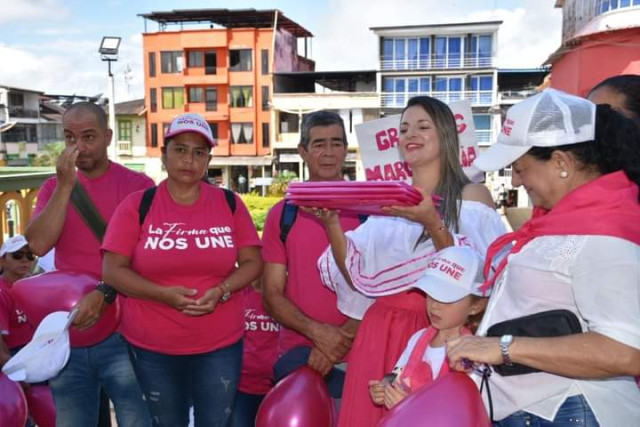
left=138, top=8, right=312, bottom=37
left=370, top=20, right=503, bottom=31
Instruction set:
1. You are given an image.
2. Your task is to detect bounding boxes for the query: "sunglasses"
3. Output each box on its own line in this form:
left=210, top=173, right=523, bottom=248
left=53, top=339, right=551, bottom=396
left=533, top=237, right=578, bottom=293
left=10, top=251, right=35, bottom=261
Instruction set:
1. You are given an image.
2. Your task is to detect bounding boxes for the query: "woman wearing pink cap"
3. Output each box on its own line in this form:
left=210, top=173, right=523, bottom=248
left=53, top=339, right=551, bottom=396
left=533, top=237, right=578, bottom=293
left=101, top=113, right=263, bottom=427
left=448, top=89, right=640, bottom=426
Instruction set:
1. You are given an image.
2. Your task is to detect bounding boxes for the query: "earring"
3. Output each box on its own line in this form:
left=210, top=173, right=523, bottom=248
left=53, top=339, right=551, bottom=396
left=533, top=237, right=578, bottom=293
left=560, top=171, right=569, bottom=178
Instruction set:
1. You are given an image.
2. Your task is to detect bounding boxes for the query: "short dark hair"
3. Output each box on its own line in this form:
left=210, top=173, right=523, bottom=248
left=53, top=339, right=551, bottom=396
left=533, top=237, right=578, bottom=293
left=63, top=102, right=109, bottom=130
left=590, top=74, right=640, bottom=123
left=528, top=104, right=640, bottom=191
left=299, top=111, right=347, bottom=149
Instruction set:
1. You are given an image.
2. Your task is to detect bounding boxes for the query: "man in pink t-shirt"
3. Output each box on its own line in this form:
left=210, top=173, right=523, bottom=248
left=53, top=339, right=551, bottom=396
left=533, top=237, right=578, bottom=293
left=26, top=102, right=152, bottom=427
left=262, top=111, right=362, bottom=398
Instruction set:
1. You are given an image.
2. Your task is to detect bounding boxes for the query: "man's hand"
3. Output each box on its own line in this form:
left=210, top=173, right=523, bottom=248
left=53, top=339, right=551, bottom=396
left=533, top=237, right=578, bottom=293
left=383, top=382, right=409, bottom=410
left=182, top=287, right=223, bottom=317
left=72, top=290, right=109, bottom=330
left=369, top=380, right=385, bottom=406
left=307, top=347, right=333, bottom=376
left=159, top=286, right=199, bottom=311
left=56, top=145, right=79, bottom=189
left=310, top=323, right=354, bottom=363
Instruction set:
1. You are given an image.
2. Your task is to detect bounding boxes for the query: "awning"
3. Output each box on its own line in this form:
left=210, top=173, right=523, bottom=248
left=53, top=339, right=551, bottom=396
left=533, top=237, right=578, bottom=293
left=209, top=156, right=274, bottom=166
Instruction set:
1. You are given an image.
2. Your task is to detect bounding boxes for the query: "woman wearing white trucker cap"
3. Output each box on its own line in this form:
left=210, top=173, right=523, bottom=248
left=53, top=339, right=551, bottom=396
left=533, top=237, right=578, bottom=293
left=447, top=89, right=640, bottom=426
left=101, top=113, right=263, bottom=426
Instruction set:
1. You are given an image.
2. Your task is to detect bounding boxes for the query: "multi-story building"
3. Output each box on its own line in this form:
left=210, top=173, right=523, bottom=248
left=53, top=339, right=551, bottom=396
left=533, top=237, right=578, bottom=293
left=271, top=70, right=379, bottom=181
left=547, top=0, right=640, bottom=95
left=138, top=8, right=314, bottom=191
left=371, top=21, right=501, bottom=148
left=0, top=85, right=60, bottom=166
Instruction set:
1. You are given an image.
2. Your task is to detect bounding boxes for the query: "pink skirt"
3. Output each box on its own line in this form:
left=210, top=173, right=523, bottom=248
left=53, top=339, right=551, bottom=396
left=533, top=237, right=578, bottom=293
left=338, top=290, right=429, bottom=427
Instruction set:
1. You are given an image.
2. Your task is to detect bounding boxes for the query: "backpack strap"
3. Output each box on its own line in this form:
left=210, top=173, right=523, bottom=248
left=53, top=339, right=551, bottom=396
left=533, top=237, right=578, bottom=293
left=70, top=182, right=107, bottom=242
left=138, top=186, right=236, bottom=226
left=357, top=214, right=369, bottom=224
left=138, top=186, right=157, bottom=226
left=279, top=202, right=299, bottom=244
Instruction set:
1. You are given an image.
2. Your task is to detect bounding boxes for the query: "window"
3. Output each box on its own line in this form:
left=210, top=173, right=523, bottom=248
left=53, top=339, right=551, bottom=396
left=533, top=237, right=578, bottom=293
left=8, top=92, right=23, bottom=107
left=280, top=112, right=299, bottom=133
left=118, top=120, right=132, bottom=141
left=161, top=51, right=183, bottom=74
left=434, top=76, right=463, bottom=102
left=150, top=88, right=157, bottom=113
left=470, top=75, right=493, bottom=105
left=261, top=86, right=269, bottom=111
left=162, top=87, right=184, bottom=109
left=230, top=86, right=253, bottom=108
left=381, top=37, right=431, bottom=70
left=596, top=0, right=640, bottom=14
left=229, top=49, right=252, bottom=72
left=148, top=52, right=156, bottom=77
left=434, top=36, right=463, bottom=68
left=261, top=49, right=269, bottom=75
left=473, top=114, right=491, bottom=145
left=381, top=76, right=431, bottom=107
left=151, top=123, right=158, bottom=147
left=231, top=123, right=253, bottom=144
left=208, top=122, right=218, bottom=141
left=204, top=51, right=217, bottom=75
left=470, top=35, right=492, bottom=67
left=205, top=88, right=217, bottom=111
left=188, top=87, right=204, bottom=103
left=262, top=122, right=270, bottom=147
left=188, top=51, right=203, bottom=67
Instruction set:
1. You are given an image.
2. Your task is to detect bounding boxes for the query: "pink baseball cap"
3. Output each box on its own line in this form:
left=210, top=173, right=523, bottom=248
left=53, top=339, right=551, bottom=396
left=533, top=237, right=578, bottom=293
left=164, top=113, right=216, bottom=147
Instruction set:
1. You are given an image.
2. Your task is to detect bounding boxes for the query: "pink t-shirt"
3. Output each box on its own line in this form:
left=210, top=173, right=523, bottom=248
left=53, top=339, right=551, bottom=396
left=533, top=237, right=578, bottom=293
left=238, top=287, right=279, bottom=395
left=101, top=181, right=261, bottom=355
left=0, top=278, right=34, bottom=349
left=33, top=162, right=154, bottom=277
left=261, top=200, right=362, bottom=357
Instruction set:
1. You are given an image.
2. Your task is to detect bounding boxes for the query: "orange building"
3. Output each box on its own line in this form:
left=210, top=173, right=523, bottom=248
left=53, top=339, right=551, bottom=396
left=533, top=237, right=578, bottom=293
left=139, top=9, right=314, bottom=190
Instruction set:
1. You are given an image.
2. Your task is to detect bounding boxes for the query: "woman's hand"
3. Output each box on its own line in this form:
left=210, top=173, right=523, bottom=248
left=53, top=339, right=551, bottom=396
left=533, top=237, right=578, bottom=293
left=182, top=287, right=223, bottom=316
left=381, top=187, right=441, bottom=230
left=446, top=336, right=502, bottom=372
left=159, top=286, right=198, bottom=311
left=300, top=207, right=341, bottom=229
left=383, top=381, right=409, bottom=409
left=369, top=380, right=385, bottom=406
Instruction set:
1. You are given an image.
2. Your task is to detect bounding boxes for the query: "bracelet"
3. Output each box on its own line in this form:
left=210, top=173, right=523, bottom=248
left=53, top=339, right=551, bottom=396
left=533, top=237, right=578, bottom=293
left=219, top=282, right=232, bottom=303
left=95, top=281, right=118, bottom=304
left=427, top=224, right=447, bottom=234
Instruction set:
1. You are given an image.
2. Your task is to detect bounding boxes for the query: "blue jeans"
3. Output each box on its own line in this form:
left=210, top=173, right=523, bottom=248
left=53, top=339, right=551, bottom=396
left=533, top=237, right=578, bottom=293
left=49, top=333, right=151, bottom=427
left=494, top=395, right=600, bottom=427
left=273, top=346, right=345, bottom=399
left=228, top=391, right=265, bottom=427
left=128, top=340, right=242, bottom=427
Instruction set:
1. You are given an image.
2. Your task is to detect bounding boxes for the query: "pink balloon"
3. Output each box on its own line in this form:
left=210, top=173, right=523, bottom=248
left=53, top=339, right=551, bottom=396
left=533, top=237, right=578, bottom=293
left=25, top=385, right=56, bottom=427
left=378, top=372, right=491, bottom=427
left=0, top=373, right=28, bottom=427
left=11, top=271, right=121, bottom=347
left=256, top=366, right=336, bottom=427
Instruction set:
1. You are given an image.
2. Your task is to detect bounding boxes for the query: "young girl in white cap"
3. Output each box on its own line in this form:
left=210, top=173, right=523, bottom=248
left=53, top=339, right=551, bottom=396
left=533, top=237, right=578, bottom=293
left=369, top=246, right=488, bottom=409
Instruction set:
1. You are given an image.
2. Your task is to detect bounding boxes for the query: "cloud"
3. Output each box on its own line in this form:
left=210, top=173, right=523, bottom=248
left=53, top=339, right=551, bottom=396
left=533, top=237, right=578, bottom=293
left=312, top=0, right=562, bottom=70
left=0, top=0, right=69, bottom=24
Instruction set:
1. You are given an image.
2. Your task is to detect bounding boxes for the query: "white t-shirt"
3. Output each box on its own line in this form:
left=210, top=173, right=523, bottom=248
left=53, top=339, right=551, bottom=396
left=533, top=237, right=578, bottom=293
left=318, top=200, right=507, bottom=319
left=395, top=328, right=447, bottom=378
left=475, top=235, right=640, bottom=425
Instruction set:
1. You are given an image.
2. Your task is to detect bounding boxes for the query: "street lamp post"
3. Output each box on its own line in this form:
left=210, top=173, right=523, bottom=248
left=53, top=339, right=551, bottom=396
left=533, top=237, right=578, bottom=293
left=98, top=36, right=121, bottom=161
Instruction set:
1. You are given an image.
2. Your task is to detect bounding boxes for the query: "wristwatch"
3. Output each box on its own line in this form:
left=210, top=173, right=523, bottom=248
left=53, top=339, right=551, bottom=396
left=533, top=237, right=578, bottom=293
left=95, top=282, right=118, bottom=304
left=500, top=334, right=514, bottom=366
left=219, top=282, right=232, bottom=303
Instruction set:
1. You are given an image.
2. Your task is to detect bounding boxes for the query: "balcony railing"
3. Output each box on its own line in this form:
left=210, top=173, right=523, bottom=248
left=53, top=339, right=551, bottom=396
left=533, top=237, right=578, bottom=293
left=380, top=55, right=493, bottom=71
left=381, top=90, right=493, bottom=108
left=117, top=140, right=132, bottom=156
left=8, top=107, right=39, bottom=119
left=476, top=129, right=492, bottom=145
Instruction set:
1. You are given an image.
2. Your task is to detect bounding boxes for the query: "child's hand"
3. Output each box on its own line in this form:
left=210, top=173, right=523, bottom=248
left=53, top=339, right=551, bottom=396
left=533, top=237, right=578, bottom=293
left=368, top=380, right=385, bottom=406
left=383, top=381, right=409, bottom=410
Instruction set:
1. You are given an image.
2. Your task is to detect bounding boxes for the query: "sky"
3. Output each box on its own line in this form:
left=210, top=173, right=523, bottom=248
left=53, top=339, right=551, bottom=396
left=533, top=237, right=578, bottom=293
left=0, top=0, right=562, bottom=102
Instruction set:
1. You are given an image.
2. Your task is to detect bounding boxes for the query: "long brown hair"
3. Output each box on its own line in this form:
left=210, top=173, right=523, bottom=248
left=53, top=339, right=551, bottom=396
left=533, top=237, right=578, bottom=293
left=401, top=96, right=470, bottom=232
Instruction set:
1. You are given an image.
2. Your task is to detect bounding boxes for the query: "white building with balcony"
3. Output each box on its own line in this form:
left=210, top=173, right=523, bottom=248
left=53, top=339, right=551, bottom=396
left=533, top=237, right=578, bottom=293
left=271, top=71, right=379, bottom=181
left=371, top=21, right=501, bottom=148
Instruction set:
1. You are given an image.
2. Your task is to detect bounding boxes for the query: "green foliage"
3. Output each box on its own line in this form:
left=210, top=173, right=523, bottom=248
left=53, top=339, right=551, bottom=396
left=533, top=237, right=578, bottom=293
left=240, top=192, right=282, bottom=232
left=31, top=142, right=65, bottom=167
left=268, top=170, right=299, bottom=197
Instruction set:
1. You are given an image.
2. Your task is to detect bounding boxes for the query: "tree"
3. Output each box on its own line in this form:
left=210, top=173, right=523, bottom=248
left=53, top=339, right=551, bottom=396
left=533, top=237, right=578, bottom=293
left=31, top=142, right=65, bottom=167
left=268, top=170, right=299, bottom=196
